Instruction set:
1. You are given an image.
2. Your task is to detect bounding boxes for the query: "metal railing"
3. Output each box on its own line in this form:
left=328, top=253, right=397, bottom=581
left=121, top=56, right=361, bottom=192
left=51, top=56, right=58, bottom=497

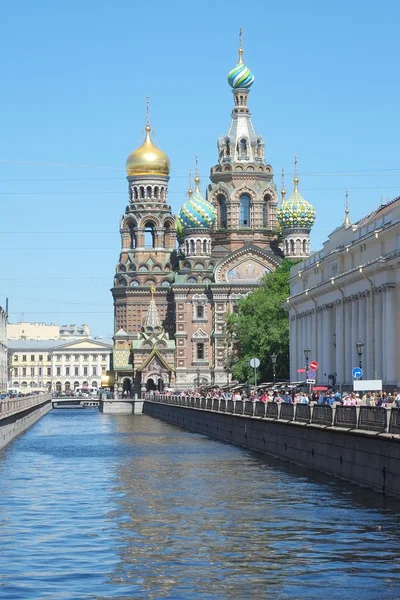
left=0, top=393, right=51, bottom=421
left=145, top=393, right=400, bottom=435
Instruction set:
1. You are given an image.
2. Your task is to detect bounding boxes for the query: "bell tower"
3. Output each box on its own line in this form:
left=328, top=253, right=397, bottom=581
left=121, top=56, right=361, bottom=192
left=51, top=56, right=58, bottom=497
left=112, top=106, right=177, bottom=340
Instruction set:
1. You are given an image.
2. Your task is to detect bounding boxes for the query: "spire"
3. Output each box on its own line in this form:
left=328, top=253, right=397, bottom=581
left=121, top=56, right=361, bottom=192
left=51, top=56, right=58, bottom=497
left=194, top=154, right=200, bottom=192
left=293, top=155, right=299, bottom=191
left=281, top=168, right=286, bottom=202
left=344, top=190, right=351, bottom=228
left=238, top=27, right=243, bottom=64
left=144, top=285, right=161, bottom=330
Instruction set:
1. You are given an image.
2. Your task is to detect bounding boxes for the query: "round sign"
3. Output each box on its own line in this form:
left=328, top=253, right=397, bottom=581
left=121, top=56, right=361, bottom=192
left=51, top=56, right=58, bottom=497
left=309, top=361, right=319, bottom=371
left=249, top=357, right=260, bottom=368
left=307, top=370, right=316, bottom=379
left=352, top=367, right=363, bottom=379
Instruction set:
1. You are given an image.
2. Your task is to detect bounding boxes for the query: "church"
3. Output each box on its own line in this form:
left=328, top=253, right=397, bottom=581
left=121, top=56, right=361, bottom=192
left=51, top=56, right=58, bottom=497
left=110, top=38, right=316, bottom=394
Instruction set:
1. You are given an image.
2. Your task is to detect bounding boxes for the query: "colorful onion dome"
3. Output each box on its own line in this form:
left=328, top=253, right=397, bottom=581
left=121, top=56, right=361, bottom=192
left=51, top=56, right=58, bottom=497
left=276, top=177, right=316, bottom=230
left=126, top=124, right=170, bottom=177
left=178, top=177, right=216, bottom=230
left=228, top=45, right=254, bottom=89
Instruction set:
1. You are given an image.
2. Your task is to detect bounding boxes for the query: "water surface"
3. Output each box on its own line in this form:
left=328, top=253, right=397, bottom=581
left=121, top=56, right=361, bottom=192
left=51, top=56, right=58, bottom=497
left=0, top=410, right=399, bottom=599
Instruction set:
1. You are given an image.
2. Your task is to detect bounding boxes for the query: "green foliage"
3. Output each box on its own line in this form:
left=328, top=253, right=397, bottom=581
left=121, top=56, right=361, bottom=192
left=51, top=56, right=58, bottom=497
left=225, top=259, right=299, bottom=383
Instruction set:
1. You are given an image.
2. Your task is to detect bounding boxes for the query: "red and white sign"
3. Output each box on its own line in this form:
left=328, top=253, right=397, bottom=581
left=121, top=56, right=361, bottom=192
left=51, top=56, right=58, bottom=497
left=297, top=368, right=306, bottom=373
left=310, top=361, right=319, bottom=371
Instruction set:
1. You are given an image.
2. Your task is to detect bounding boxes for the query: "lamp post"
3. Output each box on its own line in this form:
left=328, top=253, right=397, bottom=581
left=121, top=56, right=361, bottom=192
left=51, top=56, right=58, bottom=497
left=356, top=339, right=364, bottom=378
left=270, top=353, right=277, bottom=384
left=304, top=347, right=311, bottom=391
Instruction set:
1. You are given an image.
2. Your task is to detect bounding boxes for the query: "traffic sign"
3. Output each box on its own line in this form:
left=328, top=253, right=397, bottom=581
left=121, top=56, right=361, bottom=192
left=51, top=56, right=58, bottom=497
left=249, top=357, right=260, bottom=368
left=352, top=367, right=363, bottom=379
left=306, top=378, right=316, bottom=384
left=310, top=361, right=319, bottom=371
left=297, top=368, right=306, bottom=373
left=307, top=370, right=316, bottom=379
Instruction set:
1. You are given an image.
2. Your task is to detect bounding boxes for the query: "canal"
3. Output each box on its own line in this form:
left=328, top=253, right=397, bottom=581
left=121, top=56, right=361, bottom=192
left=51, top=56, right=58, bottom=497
left=0, top=410, right=400, bottom=599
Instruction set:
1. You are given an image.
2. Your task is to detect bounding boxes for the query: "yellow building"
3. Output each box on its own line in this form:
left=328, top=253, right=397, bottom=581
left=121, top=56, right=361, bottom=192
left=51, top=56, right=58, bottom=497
left=8, top=338, right=112, bottom=393
left=8, top=322, right=90, bottom=341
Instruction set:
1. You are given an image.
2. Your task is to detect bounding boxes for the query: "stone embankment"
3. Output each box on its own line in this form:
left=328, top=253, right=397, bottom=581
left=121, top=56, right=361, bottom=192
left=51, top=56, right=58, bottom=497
left=144, top=395, right=400, bottom=497
left=0, top=394, right=52, bottom=450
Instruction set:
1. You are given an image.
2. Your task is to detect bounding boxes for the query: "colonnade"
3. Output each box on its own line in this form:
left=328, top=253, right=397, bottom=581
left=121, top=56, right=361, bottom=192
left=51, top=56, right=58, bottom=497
left=290, top=285, right=398, bottom=386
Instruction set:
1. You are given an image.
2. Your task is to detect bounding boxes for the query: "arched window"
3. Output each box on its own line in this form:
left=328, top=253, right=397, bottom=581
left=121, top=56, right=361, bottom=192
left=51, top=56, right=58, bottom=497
left=203, top=240, right=207, bottom=254
left=56, top=382, right=62, bottom=392
left=239, top=194, right=251, bottom=227
left=285, top=240, right=289, bottom=255
left=92, top=381, right=97, bottom=388
left=196, top=343, right=205, bottom=360
left=134, top=187, right=138, bottom=199
left=218, top=194, right=227, bottom=228
left=290, top=239, right=295, bottom=255
left=196, top=305, right=204, bottom=319
left=263, top=194, right=270, bottom=227
left=196, top=239, right=201, bottom=255
left=302, top=239, right=307, bottom=254
left=240, top=139, right=247, bottom=158
left=190, top=239, right=195, bottom=254
left=185, top=240, right=189, bottom=255
left=154, top=186, right=159, bottom=198
left=140, top=186, right=145, bottom=198
left=144, top=222, right=155, bottom=248
left=74, top=381, right=79, bottom=389
left=225, top=139, right=230, bottom=157
left=65, top=382, right=70, bottom=391
left=146, top=186, right=152, bottom=198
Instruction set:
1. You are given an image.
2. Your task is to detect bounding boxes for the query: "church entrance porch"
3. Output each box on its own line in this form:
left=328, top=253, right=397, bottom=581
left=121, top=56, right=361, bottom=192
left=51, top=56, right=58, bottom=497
left=146, top=376, right=165, bottom=392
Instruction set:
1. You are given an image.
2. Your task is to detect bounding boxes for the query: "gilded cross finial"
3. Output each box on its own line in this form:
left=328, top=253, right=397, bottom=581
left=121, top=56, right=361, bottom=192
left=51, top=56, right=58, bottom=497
left=281, top=168, right=286, bottom=200
left=238, top=28, right=243, bottom=63
left=194, top=154, right=200, bottom=192
left=294, top=155, right=299, bottom=190
left=187, top=169, right=193, bottom=198
left=150, top=284, right=156, bottom=299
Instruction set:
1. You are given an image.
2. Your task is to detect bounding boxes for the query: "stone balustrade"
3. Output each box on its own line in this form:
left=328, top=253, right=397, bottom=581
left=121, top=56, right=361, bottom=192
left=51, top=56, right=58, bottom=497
left=0, top=393, right=52, bottom=420
left=145, top=393, right=400, bottom=435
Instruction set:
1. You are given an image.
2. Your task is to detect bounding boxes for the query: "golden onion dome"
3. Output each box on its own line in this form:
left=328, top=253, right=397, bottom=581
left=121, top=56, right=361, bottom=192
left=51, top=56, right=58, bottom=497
left=125, top=125, right=170, bottom=177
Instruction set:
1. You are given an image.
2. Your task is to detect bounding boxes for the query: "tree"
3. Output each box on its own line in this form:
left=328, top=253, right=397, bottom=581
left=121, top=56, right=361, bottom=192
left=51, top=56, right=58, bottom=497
left=225, top=259, right=299, bottom=384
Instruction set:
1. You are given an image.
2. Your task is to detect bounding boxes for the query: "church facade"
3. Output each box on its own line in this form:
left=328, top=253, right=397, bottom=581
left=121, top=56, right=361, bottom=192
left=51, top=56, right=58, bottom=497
left=111, top=40, right=315, bottom=393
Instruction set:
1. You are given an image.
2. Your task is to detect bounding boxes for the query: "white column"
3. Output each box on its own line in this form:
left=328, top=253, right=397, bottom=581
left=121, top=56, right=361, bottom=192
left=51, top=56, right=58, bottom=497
left=88, top=354, right=93, bottom=379
left=335, top=301, right=344, bottom=384
left=364, top=293, right=372, bottom=380
left=385, top=287, right=396, bottom=384
left=79, top=354, right=84, bottom=377
left=374, top=292, right=383, bottom=380
left=344, top=300, right=352, bottom=384
left=97, top=355, right=102, bottom=376
left=317, top=309, right=323, bottom=382
left=52, top=355, right=57, bottom=378
left=351, top=298, right=359, bottom=374
left=61, top=354, right=66, bottom=377
left=106, top=353, right=110, bottom=370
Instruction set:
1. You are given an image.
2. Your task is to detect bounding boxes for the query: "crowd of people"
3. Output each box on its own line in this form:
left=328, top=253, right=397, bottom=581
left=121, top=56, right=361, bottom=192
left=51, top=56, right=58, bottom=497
left=162, top=387, right=400, bottom=408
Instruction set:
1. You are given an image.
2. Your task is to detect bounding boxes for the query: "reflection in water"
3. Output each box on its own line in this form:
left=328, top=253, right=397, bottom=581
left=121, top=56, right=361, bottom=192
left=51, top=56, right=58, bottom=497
left=0, top=410, right=399, bottom=599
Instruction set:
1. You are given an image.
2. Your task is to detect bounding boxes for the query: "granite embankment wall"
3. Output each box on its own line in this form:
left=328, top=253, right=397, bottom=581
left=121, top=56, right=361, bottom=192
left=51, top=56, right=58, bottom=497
left=144, top=400, right=400, bottom=497
left=0, top=395, right=52, bottom=451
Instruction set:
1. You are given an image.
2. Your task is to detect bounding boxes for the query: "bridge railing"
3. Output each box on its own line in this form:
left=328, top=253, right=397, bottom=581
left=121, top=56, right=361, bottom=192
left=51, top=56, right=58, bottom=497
left=0, top=393, right=51, bottom=421
left=148, top=393, right=400, bottom=436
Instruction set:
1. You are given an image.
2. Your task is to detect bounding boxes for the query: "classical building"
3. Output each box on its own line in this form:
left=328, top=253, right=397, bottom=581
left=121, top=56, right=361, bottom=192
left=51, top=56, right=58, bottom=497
left=287, top=196, right=400, bottom=389
left=8, top=338, right=112, bottom=393
left=111, top=39, right=314, bottom=394
left=0, top=306, right=7, bottom=394
left=8, top=322, right=91, bottom=341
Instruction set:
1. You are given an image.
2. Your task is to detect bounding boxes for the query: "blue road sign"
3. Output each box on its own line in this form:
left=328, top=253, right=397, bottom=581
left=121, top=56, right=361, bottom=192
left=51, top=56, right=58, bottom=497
left=352, top=367, right=363, bottom=379
left=307, top=370, right=316, bottom=379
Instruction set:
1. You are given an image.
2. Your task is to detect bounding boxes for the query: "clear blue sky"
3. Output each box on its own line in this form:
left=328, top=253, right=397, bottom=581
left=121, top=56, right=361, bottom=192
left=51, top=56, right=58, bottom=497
left=1, top=0, right=400, bottom=336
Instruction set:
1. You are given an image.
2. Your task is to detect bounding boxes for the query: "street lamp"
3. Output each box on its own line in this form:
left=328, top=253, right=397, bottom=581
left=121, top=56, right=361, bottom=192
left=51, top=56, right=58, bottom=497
left=270, top=353, right=277, bottom=384
left=304, top=347, right=311, bottom=372
left=356, top=339, right=364, bottom=375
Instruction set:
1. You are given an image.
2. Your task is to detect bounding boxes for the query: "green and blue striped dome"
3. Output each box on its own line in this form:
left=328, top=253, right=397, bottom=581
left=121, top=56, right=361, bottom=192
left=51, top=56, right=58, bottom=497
left=228, top=60, right=254, bottom=89
left=178, top=180, right=216, bottom=231
left=277, top=179, right=316, bottom=230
